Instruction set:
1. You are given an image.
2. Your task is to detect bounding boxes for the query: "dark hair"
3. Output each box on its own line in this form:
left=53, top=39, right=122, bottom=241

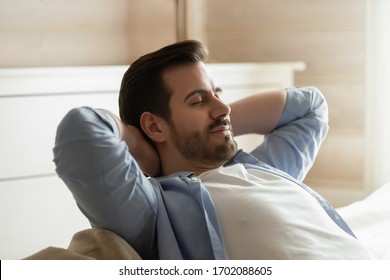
left=118, top=40, right=208, bottom=133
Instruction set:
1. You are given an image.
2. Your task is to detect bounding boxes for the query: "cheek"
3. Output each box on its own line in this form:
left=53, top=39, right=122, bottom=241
left=171, top=110, right=208, bottom=132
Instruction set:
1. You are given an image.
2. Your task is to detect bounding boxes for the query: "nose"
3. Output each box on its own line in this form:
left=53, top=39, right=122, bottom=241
left=210, top=94, right=231, bottom=120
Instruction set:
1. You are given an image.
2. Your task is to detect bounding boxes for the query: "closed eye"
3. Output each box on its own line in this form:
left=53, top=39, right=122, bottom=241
left=191, top=95, right=204, bottom=105
left=185, top=87, right=224, bottom=105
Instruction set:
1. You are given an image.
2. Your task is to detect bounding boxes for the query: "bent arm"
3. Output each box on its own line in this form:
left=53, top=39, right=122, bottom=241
left=53, top=107, right=159, bottom=259
left=229, top=89, right=287, bottom=136
left=250, top=87, right=329, bottom=181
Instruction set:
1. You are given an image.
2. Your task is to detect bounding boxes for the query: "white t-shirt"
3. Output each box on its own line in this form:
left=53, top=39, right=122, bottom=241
left=199, top=164, right=373, bottom=259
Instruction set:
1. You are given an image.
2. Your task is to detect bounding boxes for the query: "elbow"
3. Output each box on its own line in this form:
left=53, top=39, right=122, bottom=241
left=308, top=86, right=329, bottom=125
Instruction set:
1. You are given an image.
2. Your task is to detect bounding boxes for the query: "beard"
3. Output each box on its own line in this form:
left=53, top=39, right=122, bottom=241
left=170, top=118, right=238, bottom=166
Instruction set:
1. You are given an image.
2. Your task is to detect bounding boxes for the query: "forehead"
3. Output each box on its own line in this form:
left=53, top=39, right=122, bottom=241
left=162, top=62, right=214, bottom=99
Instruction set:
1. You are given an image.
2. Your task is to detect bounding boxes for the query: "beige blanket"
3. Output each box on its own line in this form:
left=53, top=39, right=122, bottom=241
left=24, top=228, right=141, bottom=260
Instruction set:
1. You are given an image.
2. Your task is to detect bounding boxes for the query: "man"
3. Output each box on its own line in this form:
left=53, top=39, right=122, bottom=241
left=53, top=40, right=372, bottom=259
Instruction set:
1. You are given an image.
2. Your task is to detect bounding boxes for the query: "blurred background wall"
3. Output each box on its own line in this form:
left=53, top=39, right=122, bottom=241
left=2, top=0, right=390, bottom=260
left=1, top=0, right=388, bottom=204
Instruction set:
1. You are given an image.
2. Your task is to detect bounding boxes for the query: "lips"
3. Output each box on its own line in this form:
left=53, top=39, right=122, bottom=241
left=209, top=124, right=230, bottom=133
left=207, top=119, right=233, bottom=140
left=209, top=118, right=230, bottom=130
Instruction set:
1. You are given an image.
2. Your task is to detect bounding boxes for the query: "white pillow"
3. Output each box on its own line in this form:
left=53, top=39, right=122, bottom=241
left=337, top=183, right=390, bottom=259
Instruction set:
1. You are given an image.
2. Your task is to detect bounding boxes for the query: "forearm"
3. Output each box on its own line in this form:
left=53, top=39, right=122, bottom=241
left=229, top=89, right=287, bottom=136
left=101, top=109, right=160, bottom=177
left=100, top=109, right=140, bottom=151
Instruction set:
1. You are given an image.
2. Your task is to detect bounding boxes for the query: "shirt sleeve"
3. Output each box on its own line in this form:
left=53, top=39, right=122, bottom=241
left=250, top=86, right=329, bottom=181
left=53, top=106, right=158, bottom=259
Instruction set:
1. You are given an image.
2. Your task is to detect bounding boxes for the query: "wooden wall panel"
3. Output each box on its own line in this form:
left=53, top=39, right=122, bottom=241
left=0, top=0, right=176, bottom=67
left=206, top=0, right=365, bottom=31
left=125, top=0, right=177, bottom=61
left=206, top=31, right=365, bottom=79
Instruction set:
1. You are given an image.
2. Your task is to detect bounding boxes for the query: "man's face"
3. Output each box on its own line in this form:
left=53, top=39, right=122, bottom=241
left=162, top=62, right=237, bottom=167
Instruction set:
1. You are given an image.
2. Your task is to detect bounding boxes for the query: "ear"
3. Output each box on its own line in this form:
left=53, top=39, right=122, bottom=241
left=140, top=112, right=167, bottom=143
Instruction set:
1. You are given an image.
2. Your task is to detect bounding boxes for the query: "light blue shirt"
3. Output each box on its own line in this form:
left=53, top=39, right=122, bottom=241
left=53, top=87, right=354, bottom=259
